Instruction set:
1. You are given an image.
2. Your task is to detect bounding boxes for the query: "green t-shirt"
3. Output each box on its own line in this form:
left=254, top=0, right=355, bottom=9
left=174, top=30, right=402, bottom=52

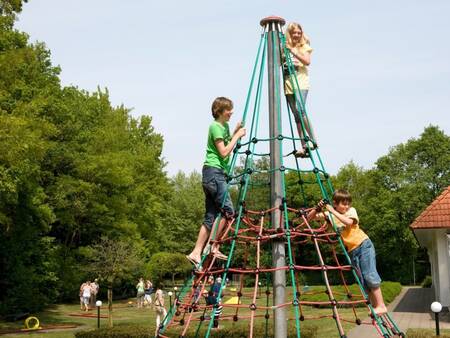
left=204, top=120, right=231, bottom=171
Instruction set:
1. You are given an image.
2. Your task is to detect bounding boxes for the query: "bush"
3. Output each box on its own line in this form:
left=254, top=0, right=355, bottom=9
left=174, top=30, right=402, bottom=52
left=75, top=325, right=153, bottom=338
left=76, top=323, right=318, bottom=338
left=189, top=325, right=317, bottom=338
left=421, top=275, right=432, bottom=288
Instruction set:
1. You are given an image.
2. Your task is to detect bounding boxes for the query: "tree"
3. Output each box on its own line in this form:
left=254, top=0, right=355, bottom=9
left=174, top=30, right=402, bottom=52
left=164, top=171, right=204, bottom=254
left=0, top=0, right=173, bottom=315
left=0, top=7, right=61, bottom=312
left=147, top=252, right=192, bottom=286
left=87, top=237, right=144, bottom=327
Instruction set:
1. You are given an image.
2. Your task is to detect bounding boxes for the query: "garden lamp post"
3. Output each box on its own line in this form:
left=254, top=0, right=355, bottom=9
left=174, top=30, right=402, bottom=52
left=95, top=300, right=102, bottom=328
left=431, top=301, right=442, bottom=336
left=258, top=281, right=262, bottom=297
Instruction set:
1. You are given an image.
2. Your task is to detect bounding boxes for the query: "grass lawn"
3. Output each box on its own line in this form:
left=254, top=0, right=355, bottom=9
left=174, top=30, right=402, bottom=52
left=0, top=283, right=401, bottom=338
left=406, top=328, right=450, bottom=337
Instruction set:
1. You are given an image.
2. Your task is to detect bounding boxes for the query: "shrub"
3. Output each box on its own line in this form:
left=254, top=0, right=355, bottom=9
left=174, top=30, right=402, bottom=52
left=75, top=325, right=153, bottom=338
left=75, top=323, right=318, bottom=338
left=421, top=275, right=432, bottom=288
left=186, top=324, right=317, bottom=338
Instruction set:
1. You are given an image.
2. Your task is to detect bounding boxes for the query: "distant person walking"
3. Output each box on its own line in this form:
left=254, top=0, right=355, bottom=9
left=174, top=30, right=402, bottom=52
left=144, top=280, right=153, bottom=307
left=81, top=280, right=92, bottom=312
left=79, top=282, right=86, bottom=310
left=136, top=277, right=145, bottom=308
left=154, top=283, right=167, bottom=337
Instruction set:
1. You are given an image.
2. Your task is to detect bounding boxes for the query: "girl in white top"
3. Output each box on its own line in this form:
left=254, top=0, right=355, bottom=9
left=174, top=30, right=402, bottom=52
left=81, top=281, right=92, bottom=312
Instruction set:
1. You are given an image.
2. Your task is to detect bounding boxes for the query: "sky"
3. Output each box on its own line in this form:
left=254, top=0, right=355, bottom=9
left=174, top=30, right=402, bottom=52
left=16, top=0, right=450, bottom=177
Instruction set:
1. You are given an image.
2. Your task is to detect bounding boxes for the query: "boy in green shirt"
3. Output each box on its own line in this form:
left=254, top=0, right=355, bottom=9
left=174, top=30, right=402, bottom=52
left=186, top=97, right=246, bottom=269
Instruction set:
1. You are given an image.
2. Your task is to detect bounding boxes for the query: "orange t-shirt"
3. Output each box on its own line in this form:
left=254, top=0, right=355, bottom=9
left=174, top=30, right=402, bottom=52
left=327, top=207, right=368, bottom=252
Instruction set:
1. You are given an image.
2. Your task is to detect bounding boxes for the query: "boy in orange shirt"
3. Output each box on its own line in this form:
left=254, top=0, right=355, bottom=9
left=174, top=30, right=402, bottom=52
left=315, top=189, right=387, bottom=315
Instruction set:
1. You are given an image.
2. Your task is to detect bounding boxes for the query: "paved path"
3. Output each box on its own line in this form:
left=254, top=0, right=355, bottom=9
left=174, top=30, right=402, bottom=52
left=348, top=287, right=450, bottom=337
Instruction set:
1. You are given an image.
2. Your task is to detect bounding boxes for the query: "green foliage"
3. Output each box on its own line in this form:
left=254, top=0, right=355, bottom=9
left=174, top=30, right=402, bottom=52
left=0, top=3, right=170, bottom=315
left=75, top=323, right=318, bottom=338
left=164, top=171, right=204, bottom=254
left=334, top=126, right=449, bottom=283
left=86, top=237, right=145, bottom=286
left=184, top=324, right=318, bottom=338
left=147, top=252, right=192, bottom=285
left=421, top=275, right=432, bottom=288
left=0, top=0, right=27, bottom=17
left=75, top=325, right=153, bottom=338
left=406, top=329, right=450, bottom=338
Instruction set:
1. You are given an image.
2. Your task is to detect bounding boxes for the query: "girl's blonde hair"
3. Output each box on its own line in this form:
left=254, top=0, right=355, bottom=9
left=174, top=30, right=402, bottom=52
left=285, top=22, right=310, bottom=49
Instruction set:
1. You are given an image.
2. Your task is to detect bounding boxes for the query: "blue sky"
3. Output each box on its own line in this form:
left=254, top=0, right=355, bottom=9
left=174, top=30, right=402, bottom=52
left=16, top=0, right=450, bottom=176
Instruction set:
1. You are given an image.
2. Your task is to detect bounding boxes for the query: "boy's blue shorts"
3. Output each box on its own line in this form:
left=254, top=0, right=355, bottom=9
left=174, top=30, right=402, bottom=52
left=350, top=238, right=382, bottom=289
left=202, top=166, right=234, bottom=230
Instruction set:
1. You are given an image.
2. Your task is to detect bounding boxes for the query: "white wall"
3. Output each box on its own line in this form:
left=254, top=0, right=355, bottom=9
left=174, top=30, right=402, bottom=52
left=433, top=230, right=450, bottom=307
left=416, top=228, right=450, bottom=307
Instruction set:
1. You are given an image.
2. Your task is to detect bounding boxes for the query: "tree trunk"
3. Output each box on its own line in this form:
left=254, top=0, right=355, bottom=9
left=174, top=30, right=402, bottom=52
left=108, top=287, right=113, bottom=328
left=172, top=273, right=175, bottom=287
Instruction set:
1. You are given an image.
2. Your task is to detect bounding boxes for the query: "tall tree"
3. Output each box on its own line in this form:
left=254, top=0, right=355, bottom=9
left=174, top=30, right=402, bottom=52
left=87, top=237, right=143, bottom=328
left=0, top=0, right=171, bottom=314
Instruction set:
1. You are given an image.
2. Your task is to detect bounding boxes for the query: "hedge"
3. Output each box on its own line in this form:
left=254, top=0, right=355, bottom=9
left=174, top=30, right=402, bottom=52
left=75, top=323, right=318, bottom=338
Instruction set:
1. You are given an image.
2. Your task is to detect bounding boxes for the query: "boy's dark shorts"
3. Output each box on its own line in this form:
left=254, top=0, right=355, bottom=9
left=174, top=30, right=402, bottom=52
left=202, top=166, right=234, bottom=230
left=350, top=238, right=382, bottom=290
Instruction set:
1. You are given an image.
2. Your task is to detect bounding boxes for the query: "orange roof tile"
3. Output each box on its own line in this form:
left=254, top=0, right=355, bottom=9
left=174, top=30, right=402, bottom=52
left=410, top=186, right=450, bottom=229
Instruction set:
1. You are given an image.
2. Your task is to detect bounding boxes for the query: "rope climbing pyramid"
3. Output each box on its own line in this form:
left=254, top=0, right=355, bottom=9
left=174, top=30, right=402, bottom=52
left=157, top=16, right=405, bottom=338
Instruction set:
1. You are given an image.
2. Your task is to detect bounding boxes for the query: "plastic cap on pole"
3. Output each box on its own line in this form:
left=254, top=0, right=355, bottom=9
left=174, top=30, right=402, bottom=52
left=96, top=300, right=102, bottom=307
left=168, top=291, right=173, bottom=296
left=431, top=301, right=442, bottom=313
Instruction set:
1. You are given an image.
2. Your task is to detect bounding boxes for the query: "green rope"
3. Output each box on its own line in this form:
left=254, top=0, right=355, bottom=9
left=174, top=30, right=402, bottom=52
left=204, top=31, right=268, bottom=338
left=162, top=22, right=398, bottom=338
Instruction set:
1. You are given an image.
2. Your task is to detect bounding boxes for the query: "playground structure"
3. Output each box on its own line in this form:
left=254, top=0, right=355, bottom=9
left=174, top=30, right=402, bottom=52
left=158, top=17, right=405, bottom=338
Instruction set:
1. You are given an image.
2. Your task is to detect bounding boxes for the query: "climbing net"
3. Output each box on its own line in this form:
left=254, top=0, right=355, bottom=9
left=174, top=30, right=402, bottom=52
left=158, top=17, right=404, bottom=338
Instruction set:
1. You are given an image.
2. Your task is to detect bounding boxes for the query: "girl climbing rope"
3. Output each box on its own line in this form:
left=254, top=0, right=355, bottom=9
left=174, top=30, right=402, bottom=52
left=283, top=22, right=317, bottom=158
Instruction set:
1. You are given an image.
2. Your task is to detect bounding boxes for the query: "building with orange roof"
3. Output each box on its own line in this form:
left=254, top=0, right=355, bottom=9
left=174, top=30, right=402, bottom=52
left=410, top=186, right=450, bottom=308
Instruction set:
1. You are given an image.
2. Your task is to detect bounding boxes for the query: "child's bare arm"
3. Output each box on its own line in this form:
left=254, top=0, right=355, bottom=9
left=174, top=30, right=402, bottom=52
left=303, top=200, right=330, bottom=223
left=215, top=126, right=246, bottom=158
left=325, top=205, right=355, bottom=227
left=287, top=47, right=311, bottom=66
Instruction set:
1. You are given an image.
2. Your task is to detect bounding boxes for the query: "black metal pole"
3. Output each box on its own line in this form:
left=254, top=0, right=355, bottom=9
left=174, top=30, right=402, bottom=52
left=97, top=306, right=100, bottom=328
left=435, top=312, right=440, bottom=336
